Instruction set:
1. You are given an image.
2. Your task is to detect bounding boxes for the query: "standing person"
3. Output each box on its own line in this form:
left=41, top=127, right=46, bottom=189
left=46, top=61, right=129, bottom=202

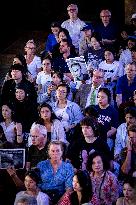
left=37, top=141, right=74, bottom=204
left=57, top=170, right=94, bottom=205
left=61, top=3, right=86, bottom=53
left=14, top=170, right=49, bottom=205
left=94, top=9, right=119, bottom=49
left=87, top=151, right=119, bottom=205
left=116, top=176, right=136, bottom=205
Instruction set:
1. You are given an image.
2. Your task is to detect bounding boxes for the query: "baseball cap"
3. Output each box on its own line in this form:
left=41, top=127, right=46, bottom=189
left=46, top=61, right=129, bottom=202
left=81, top=24, right=93, bottom=31
left=131, top=13, right=136, bottom=20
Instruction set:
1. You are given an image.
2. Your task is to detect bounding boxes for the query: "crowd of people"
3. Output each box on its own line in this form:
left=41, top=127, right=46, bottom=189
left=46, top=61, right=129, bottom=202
left=0, top=3, right=136, bottom=205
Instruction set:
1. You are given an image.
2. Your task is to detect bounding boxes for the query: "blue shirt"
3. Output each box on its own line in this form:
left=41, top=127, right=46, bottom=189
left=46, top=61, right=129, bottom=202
left=45, top=34, right=58, bottom=52
left=116, top=75, right=136, bottom=103
left=37, top=160, right=74, bottom=195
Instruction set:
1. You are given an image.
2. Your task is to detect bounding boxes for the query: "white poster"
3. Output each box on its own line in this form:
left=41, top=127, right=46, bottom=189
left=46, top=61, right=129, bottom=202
left=66, top=56, right=88, bottom=81
left=0, top=149, right=25, bottom=169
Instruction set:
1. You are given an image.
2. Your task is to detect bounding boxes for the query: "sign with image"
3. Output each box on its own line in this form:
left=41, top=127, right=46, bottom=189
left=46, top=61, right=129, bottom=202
left=0, top=149, right=25, bottom=169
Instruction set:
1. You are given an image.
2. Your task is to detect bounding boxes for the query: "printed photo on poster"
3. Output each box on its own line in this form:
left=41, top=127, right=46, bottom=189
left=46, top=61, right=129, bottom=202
left=0, top=149, right=25, bottom=169
left=66, top=56, right=88, bottom=81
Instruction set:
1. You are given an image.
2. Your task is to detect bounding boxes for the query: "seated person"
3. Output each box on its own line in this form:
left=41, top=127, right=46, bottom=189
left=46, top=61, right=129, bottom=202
left=114, top=106, right=136, bottom=162
left=36, top=56, right=52, bottom=104
left=37, top=141, right=74, bottom=204
left=66, top=116, right=112, bottom=170
left=116, top=62, right=136, bottom=108
left=14, top=170, right=49, bottom=205
left=99, top=48, right=123, bottom=87
left=116, top=176, right=136, bottom=205
left=52, top=83, right=83, bottom=143
left=121, top=124, right=136, bottom=176
left=26, top=123, right=48, bottom=170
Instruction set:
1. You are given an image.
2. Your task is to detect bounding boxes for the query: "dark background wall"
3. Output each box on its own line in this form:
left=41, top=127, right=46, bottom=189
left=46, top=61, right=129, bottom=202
left=1, top=0, right=125, bottom=51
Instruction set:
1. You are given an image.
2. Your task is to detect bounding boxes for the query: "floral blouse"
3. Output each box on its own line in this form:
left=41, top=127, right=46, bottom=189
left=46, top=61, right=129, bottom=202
left=37, top=160, right=74, bottom=196
left=90, top=171, right=119, bottom=205
left=57, top=190, right=99, bottom=205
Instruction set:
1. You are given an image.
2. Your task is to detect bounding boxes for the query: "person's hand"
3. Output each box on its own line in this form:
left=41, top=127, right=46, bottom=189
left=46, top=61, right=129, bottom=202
left=47, top=84, right=56, bottom=94
left=16, top=123, right=23, bottom=143
left=127, top=138, right=133, bottom=151
left=7, top=166, right=16, bottom=177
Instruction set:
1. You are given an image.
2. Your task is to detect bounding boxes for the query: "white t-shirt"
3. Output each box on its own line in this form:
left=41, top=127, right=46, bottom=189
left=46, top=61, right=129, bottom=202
left=55, top=107, right=69, bottom=129
left=99, top=60, right=123, bottom=81
left=0, top=121, right=16, bottom=143
left=61, top=18, right=86, bottom=49
left=27, top=55, right=42, bottom=79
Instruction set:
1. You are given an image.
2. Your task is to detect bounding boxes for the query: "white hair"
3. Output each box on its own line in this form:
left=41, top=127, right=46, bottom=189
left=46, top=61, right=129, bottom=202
left=30, top=123, right=47, bottom=136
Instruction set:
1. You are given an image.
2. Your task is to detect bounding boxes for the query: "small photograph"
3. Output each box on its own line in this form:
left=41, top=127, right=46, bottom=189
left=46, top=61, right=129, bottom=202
left=66, top=56, right=88, bottom=81
left=0, top=149, right=25, bottom=169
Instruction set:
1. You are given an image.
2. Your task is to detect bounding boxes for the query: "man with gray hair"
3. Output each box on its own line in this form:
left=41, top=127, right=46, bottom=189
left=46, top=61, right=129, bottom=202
left=61, top=3, right=86, bottom=52
left=26, top=124, right=48, bottom=170
left=116, top=62, right=136, bottom=107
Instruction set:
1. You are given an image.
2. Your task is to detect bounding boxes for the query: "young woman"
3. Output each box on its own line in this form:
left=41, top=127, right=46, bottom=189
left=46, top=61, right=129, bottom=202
left=87, top=151, right=119, bottom=205
left=116, top=176, right=136, bottom=205
left=0, top=103, right=16, bottom=143
left=36, top=56, right=52, bottom=104
left=57, top=170, right=94, bottom=205
left=95, top=87, right=119, bottom=150
left=14, top=170, right=49, bottom=205
left=33, top=102, right=66, bottom=143
left=53, top=83, right=83, bottom=142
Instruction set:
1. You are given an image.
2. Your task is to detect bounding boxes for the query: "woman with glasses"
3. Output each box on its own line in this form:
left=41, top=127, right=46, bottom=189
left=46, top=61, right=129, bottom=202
left=52, top=83, right=83, bottom=143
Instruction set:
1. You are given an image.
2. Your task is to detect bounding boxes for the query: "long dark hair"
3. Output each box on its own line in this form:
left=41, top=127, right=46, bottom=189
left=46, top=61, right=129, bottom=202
left=71, top=170, right=93, bottom=204
left=37, top=102, right=58, bottom=124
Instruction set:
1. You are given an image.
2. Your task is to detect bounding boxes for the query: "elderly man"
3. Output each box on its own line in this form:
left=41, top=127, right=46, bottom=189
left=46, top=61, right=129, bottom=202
left=75, top=68, right=113, bottom=110
left=26, top=123, right=48, bottom=170
left=94, top=9, right=119, bottom=48
left=116, top=62, right=136, bottom=107
left=61, top=3, right=86, bottom=52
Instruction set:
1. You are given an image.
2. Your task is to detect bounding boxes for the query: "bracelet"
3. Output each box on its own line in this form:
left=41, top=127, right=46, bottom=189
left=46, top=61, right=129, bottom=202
left=17, top=135, right=22, bottom=136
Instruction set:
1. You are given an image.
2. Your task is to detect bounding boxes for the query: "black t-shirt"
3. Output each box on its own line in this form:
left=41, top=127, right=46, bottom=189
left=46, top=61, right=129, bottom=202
left=66, top=137, right=112, bottom=169
left=27, top=145, right=48, bottom=168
